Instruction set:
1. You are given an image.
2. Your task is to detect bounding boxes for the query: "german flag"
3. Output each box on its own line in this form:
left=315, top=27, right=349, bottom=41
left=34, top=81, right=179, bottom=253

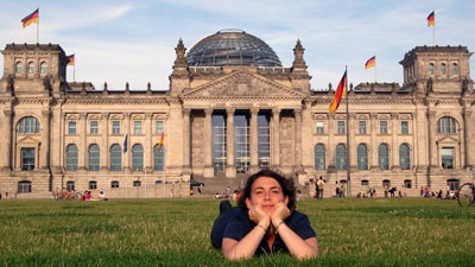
left=427, top=11, right=435, bottom=27
left=329, top=70, right=348, bottom=114
left=365, top=56, right=376, bottom=69
left=67, top=54, right=75, bottom=66
left=157, top=132, right=165, bottom=152
left=21, top=8, right=39, bottom=28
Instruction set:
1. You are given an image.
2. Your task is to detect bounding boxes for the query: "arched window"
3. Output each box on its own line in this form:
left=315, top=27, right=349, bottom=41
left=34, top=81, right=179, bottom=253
left=440, top=63, right=446, bottom=74
left=378, top=144, right=389, bottom=170
left=111, top=180, right=120, bottom=188
left=399, top=144, right=411, bottom=170
left=18, top=116, right=40, bottom=134
left=40, top=62, right=47, bottom=74
left=133, top=180, right=142, bottom=187
left=154, top=144, right=165, bottom=171
left=427, top=63, right=435, bottom=75
left=66, top=144, right=78, bottom=171
left=335, top=144, right=347, bottom=170
left=132, top=144, right=144, bottom=171
left=88, top=144, right=100, bottom=171
left=15, top=62, right=23, bottom=73
left=28, top=62, right=35, bottom=73
left=437, top=117, right=457, bottom=134
left=451, top=63, right=458, bottom=75
left=357, top=144, right=368, bottom=170
left=314, top=144, right=325, bottom=170
left=110, top=144, right=122, bottom=171
left=18, top=180, right=32, bottom=193
left=382, top=179, right=391, bottom=187
left=361, top=179, right=369, bottom=186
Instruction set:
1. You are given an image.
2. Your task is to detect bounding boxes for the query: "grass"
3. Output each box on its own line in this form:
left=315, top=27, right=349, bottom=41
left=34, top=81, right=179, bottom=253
left=0, top=197, right=474, bottom=266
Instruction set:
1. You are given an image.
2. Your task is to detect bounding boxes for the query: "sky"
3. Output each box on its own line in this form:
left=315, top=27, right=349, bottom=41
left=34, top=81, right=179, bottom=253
left=1, top=0, right=474, bottom=91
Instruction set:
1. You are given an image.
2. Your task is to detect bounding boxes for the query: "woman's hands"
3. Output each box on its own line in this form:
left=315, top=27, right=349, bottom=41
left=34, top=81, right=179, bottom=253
left=248, top=202, right=290, bottom=232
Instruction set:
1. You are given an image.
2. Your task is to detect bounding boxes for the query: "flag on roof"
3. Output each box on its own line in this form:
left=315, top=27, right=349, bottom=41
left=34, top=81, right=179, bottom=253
left=427, top=11, right=435, bottom=27
left=365, top=56, right=376, bottom=69
left=21, top=8, right=39, bottom=28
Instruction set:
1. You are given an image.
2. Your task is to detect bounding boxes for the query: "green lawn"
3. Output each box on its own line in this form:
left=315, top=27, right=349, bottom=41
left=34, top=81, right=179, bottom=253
left=0, top=197, right=474, bottom=266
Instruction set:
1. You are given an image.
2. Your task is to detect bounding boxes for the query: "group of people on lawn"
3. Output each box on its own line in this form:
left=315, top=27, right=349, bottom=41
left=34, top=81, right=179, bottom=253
left=80, top=189, right=108, bottom=201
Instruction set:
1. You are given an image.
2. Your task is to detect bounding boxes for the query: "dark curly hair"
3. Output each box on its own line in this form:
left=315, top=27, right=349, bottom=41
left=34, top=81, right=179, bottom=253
left=238, top=169, right=297, bottom=212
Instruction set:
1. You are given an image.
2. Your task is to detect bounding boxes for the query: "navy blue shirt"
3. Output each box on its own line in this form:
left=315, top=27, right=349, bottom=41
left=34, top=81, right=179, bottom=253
left=211, top=207, right=316, bottom=256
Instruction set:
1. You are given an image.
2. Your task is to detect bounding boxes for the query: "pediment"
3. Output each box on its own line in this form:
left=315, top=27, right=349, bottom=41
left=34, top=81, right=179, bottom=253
left=436, top=135, right=459, bottom=145
left=182, top=71, right=306, bottom=99
left=17, top=136, right=41, bottom=146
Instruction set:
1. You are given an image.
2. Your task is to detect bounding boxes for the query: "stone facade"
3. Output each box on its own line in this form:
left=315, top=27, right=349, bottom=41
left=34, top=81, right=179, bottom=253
left=0, top=36, right=474, bottom=198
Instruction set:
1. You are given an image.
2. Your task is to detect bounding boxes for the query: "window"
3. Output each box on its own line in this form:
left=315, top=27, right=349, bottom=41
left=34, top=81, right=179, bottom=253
left=404, top=179, right=412, bottom=189
left=90, top=121, right=99, bottom=134
left=380, top=121, right=388, bottom=134
left=314, top=144, right=325, bottom=170
left=437, top=117, right=457, bottom=134
left=133, top=180, right=142, bottom=187
left=361, top=180, right=369, bottom=186
left=428, top=63, right=435, bottom=75
left=18, top=181, right=32, bottom=193
left=21, top=148, right=35, bottom=171
left=451, top=63, right=458, bottom=75
left=154, top=144, right=165, bottom=171
left=336, top=144, right=347, bottom=170
left=337, top=121, right=345, bottom=134
left=66, top=181, right=75, bottom=191
left=258, top=114, right=270, bottom=168
left=132, top=144, right=144, bottom=171
left=134, top=121, right=142, bottom=135
left=18, top=116, right=40, bottom=134
left=357, top=144, right=368, bottom=170
left=89, top=181, right=97, bottom=190
left=401, top=121, right=409, bottom=134
left=110, top=144, right=122, bottom=171
left=112, top=121, right=121, bottom=134
left=441, top=147, right=454, bottom=169
left=378, top=144, right=389, bottom=170
left=359, top=121, right=366, bottom=134
left=111, top=181, right=120, bottom=188
left=316, top=121, right=324, bottom=134
left=399, top=144, right=411, bottom=170
left=66, top=144, right=78, bottom=171
left=447, top=179, right=459, bottom=191
left=15, top=62, right=23, bottom=73
left=68, top=121, right=77, bottom=135
left=40, top=62, right=47, bottom=74
left=383, top=179, right=391, bottom=187
left=88, top=144, right=100, bottom=171
left=155, top=121, right=164, bottom=134
left=233, top=114, right=248, bottom=174
left=440, top=63, right=446, bottom=75
left=28, top=62, right=35, bottom=73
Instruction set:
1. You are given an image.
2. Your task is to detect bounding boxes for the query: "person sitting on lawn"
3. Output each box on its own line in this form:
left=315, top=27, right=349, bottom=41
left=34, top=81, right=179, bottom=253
left=210, top=169, right=319, bottom=260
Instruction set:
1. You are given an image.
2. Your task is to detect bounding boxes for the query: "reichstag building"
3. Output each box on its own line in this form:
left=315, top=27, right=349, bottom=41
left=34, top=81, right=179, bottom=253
left=0, top=29, right=473, bottom=198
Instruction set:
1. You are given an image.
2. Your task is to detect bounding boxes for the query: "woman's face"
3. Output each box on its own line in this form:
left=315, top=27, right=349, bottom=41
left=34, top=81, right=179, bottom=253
left=245, top=176, right=288, bottom=216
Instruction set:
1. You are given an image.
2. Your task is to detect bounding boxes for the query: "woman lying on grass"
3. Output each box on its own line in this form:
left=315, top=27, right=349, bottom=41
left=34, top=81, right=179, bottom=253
left=211, top=169, right=319, bottom=260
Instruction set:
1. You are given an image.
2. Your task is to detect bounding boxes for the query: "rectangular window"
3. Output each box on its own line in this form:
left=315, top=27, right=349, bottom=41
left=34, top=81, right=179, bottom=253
left=155, top=121, right=164, bottom=134
left=21, top=148, right=35, bottom=171
left=134, top=121, right=142, bottom=135
left=441, top=147, right=454, bottom=169
left=337, top=121, right=345, bottom=134
left=316, top=121, right=324, bottom=134
left=112, top=121, right=121, bottom=134
left=380, top=121, right=388, bottom=134
left=68, top=121, right=77, bottom=135
left=90, top=121, right=99, bottom=134
left=359, top=121, right=366, bottom=134
left=401, top=121, right=409, bottom=134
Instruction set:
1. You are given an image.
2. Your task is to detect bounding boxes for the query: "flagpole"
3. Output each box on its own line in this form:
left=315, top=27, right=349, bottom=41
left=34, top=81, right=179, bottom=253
left=374, top=65, right=377, bottom=83
left=126, top=151, right=128, bottom=198
left=432, top=24, right=436, bottom=46
left=36, top=14, right=39, bottom=43
left=345, top=65, right=351, bottom=197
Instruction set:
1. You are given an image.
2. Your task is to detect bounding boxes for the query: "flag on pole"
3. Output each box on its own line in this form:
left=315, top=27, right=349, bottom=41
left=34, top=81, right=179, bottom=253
left=157, top=132, right=165, bottom=152
left=329, top=70, right=348, bottom=114
left=427, top=11, right=435, bottom=27
left=123, top=134, right=128, bottom=153
left=364, top=56, right=376, bottom=69
left=21, top=8, right=39, bottom=28
left=67, top=54, right=75, bottom=66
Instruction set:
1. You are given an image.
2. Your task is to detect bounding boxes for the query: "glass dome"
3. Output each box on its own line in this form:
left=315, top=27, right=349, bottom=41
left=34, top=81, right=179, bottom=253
left=185, top=29, right=282, bottom=67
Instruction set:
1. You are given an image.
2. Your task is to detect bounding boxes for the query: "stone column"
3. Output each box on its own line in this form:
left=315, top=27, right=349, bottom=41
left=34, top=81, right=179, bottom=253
left=327, top=113, right=336, bottom=170
left=182, top=109, right=191, bottom=173
left=348, top=112, right=356, bottom=170
left=370, top=113, right=378, bottom=169
left=250, top=108, right=259, bottom=172
left=462, top=110, right=472, bottom=168
left=101, top=112, right=109, bottom=170
left=294, top=108, right=303, bottom=171
left=427, top=110, right=437, bottom=169
left=79, top=113, right=87, bottom=170
left=225, top=108, right=236, bottom=177
left=391, top=112, right=399, bottom=169
left=203, top=109, right=214, bottom=178
left=272, top=108, right=281, bottom=167
left=124, top=112, right=130, bottom=171
left=145, top=112, right=153, bottom=171
left=41, top=109, right=51, bottom=170
left=2, top=110, right=12, bottom=170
